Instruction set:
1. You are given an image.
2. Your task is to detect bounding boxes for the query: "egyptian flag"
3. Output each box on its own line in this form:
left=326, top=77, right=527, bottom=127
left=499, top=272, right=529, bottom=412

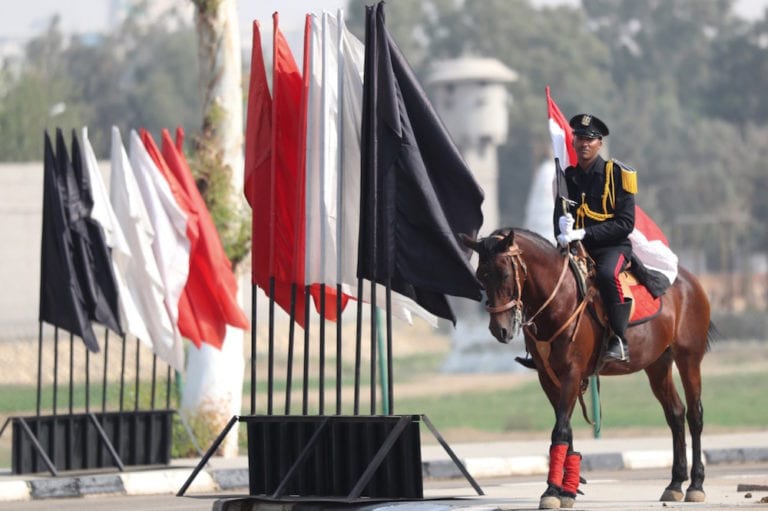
left=546, top=86, right=678, bottom=289
left=546, top=85, right=576, bottom=198
left=359, top=2, right=484, bottom=324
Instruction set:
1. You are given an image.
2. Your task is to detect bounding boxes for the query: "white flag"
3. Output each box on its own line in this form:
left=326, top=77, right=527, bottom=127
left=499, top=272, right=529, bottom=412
left=83, top=127, right=145, bottom=340
left=130, top=130, right=189, bottom=370
left=110, top=128, right=184, bottom=370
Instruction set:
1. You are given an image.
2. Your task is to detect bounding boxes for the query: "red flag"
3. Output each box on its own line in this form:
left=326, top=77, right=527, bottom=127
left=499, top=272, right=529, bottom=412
left=244, top=20, right=273, bottom=287
left=140, top=130, right=204, bottom=347
left=240, top=17, right=306, bottom=327
left=271, top=12, right=304, bottom=285
left=142, top=129, right=248, bottom=349
left=161, top=128, right=249, bottom=339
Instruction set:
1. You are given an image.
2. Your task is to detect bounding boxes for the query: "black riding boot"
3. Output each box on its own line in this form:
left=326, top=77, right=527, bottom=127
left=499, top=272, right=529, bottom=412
left=605, top=300, right=632, bottom=363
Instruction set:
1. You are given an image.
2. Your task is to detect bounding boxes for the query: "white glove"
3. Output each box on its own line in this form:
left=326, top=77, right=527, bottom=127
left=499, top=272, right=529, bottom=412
left=557, top=229, right=586, bottom=248
left=558, top=214, right=574, bottom=235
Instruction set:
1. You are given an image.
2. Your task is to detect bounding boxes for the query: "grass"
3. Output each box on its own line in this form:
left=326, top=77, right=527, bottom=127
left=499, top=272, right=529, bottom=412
left=393, top=369, right=768, bottom=435
left=1, top=344, right=765, bottom=467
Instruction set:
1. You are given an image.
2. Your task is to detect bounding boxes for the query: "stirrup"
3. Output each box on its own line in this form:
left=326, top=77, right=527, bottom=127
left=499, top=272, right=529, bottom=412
left=604, top=335, right=629, bottom=362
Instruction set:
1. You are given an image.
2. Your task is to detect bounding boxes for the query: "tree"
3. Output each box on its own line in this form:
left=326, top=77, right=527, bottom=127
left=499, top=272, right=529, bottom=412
left=182, top=0, right=247, bottom=458
left=0, top=17, right=86, bottom=160
left=0, top=9, right=202, bottom=161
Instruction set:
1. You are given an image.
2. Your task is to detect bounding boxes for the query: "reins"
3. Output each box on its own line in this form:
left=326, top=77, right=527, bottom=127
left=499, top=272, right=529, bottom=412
left=486, top=237, right=597, bottom=425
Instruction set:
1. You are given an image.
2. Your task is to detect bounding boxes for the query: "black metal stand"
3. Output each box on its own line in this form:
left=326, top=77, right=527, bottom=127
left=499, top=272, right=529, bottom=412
left=177, top=414, right=483, bottom=501
left=1, top=410, right=173, bottom=475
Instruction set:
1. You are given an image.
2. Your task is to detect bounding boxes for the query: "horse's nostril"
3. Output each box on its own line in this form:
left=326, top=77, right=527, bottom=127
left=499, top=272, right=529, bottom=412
left=500, top=328, right=508, bottom=339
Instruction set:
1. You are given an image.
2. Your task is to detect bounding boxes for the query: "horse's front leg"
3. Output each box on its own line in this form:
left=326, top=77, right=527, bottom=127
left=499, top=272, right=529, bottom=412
left=539, top=371, right=581, bottom=510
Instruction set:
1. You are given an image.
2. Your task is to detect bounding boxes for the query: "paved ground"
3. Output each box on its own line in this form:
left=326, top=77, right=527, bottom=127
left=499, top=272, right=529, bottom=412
left=1, top=429, right=766, bottom=505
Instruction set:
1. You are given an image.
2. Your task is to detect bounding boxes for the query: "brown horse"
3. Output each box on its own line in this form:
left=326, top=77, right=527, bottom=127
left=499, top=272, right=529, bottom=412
left=460, top=228, right=714, bottom=509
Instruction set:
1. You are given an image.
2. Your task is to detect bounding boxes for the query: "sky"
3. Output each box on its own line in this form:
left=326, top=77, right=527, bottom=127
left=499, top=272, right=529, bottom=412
left=2, top=0, right=767, bottom=46
left=0, top=0, right=348, bottom=43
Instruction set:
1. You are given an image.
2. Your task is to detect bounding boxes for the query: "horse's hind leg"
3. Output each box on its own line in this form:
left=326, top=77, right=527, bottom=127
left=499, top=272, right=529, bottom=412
left=674, top=344, right=706, bottom=502
left=644, top=349, right=688, bottom=502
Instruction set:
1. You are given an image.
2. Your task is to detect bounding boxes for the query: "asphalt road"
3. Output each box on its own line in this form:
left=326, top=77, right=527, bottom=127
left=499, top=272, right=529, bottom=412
left=1, top=464, right=765, bottom=511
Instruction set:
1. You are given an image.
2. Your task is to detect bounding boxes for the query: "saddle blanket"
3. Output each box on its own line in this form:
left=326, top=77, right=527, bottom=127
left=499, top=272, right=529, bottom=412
left=629, top=283, right=661, bottom=324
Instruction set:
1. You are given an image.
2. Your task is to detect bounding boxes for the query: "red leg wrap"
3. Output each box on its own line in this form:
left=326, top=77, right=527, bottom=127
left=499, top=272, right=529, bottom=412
left=547, top=443, right=569, bottom=488
left=562, top=451, right=582, bottom=496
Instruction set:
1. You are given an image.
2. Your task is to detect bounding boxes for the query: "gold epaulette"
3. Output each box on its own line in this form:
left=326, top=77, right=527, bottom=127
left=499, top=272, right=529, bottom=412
left=613, top=159, right=638, bottom=194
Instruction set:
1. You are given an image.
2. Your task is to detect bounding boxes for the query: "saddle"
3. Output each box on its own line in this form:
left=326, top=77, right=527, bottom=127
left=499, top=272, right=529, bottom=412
left=568, top=246, right=662, bottom=326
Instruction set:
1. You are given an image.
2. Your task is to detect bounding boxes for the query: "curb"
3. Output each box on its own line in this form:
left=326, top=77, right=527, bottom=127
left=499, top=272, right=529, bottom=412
left=1, top=447, right=766, bottom=502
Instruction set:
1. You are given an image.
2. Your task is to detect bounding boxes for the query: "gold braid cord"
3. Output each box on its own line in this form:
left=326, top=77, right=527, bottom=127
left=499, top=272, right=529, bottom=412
left=574, top=160, right=617, bottom=228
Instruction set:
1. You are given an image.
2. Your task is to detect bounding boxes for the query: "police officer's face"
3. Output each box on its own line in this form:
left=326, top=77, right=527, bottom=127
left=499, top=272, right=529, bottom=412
left=572, top=135, right=602, bottom=166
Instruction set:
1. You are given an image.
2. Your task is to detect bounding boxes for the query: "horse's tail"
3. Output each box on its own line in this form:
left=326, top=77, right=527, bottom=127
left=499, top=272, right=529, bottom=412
left=706, top=322, right=721, bottom=352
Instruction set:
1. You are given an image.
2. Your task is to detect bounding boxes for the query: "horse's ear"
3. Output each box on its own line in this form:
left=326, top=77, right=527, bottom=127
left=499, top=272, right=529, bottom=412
left=458, top=233, right=480, bottom=252
left=496, top=230, right=515, bottom=253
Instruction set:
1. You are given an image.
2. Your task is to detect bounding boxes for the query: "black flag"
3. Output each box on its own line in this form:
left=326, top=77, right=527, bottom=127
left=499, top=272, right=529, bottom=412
left=70, top=130, right=123, bottom=335
left=39, top=131, right=99, bottom=352
left=358, top=2, right=484, bottom=324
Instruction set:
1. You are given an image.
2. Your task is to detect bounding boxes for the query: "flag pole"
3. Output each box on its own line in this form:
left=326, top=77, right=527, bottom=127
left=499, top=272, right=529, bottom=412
left=385, top=285, right=394, bottom=414
left=267, top=12, right=280, bottom=417
left=102, top=330, right=109, bottom=413
left=335, top=9, right=345, bottom=416
left=285, top=284, right=297, bottom=414
left=302, top=286, right=311, bottom=415
left=317, top=12, right=329, bottom=417
left=36, top=322, right=43, bottom=416
left=267, top=278, right=275, bottom=415
left=353, top=278, right=364, bottom=415
left=250, top=283, right=257, bottom=415
left=68, top=332, right=74, bottom=415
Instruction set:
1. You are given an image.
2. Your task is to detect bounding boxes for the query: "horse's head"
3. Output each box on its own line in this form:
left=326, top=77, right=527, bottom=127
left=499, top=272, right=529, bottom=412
left=460, top=229, right=526, bottom=344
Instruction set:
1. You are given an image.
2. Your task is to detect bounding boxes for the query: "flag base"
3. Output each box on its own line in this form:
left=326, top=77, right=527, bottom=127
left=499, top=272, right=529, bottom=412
left=178, top=414, right=483, bottom=501
left=4, top=410, right=173, bottom=475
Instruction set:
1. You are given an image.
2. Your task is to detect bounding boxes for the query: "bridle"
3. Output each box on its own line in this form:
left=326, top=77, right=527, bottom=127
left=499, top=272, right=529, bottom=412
left=484, top=236, right=593, bottom=346
left=484, top=239, right=527, bottom=316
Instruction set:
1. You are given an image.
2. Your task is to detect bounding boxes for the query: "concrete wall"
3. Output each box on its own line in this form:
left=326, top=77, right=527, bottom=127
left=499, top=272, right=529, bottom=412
left=0, top=163, right=43, bottom=340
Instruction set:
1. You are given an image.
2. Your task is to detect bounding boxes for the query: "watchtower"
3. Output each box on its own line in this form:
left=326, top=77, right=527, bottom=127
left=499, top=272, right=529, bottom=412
left=428, top=57, right=522, bottom=372
left=428, top=57, right=517, bottom=235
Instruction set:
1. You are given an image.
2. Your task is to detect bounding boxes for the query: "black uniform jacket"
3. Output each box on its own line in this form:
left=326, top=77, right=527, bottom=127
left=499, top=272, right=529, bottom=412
left=553, top=155, right=635, bottom=252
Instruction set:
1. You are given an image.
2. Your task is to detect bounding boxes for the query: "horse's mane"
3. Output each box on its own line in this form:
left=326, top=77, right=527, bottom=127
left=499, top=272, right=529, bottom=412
left=480, top=227, right=556, bottom=260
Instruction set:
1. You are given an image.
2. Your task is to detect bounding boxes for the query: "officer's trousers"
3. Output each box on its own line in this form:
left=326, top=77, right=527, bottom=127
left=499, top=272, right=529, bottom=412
left=589, top=245, right=632, bottom=306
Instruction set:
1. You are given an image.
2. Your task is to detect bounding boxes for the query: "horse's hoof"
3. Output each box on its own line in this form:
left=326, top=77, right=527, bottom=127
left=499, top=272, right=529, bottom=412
left=559, top=495, right=575, bottom=508
left=685, top=489, right=706, bottom=502
left=539, top=495, right=561, bottom=509
left=660, top=488, right=684, bottom=502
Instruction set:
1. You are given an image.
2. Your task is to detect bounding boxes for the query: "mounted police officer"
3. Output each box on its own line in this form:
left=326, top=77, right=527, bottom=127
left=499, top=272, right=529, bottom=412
left=554, top=113, right=637, bottom=363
